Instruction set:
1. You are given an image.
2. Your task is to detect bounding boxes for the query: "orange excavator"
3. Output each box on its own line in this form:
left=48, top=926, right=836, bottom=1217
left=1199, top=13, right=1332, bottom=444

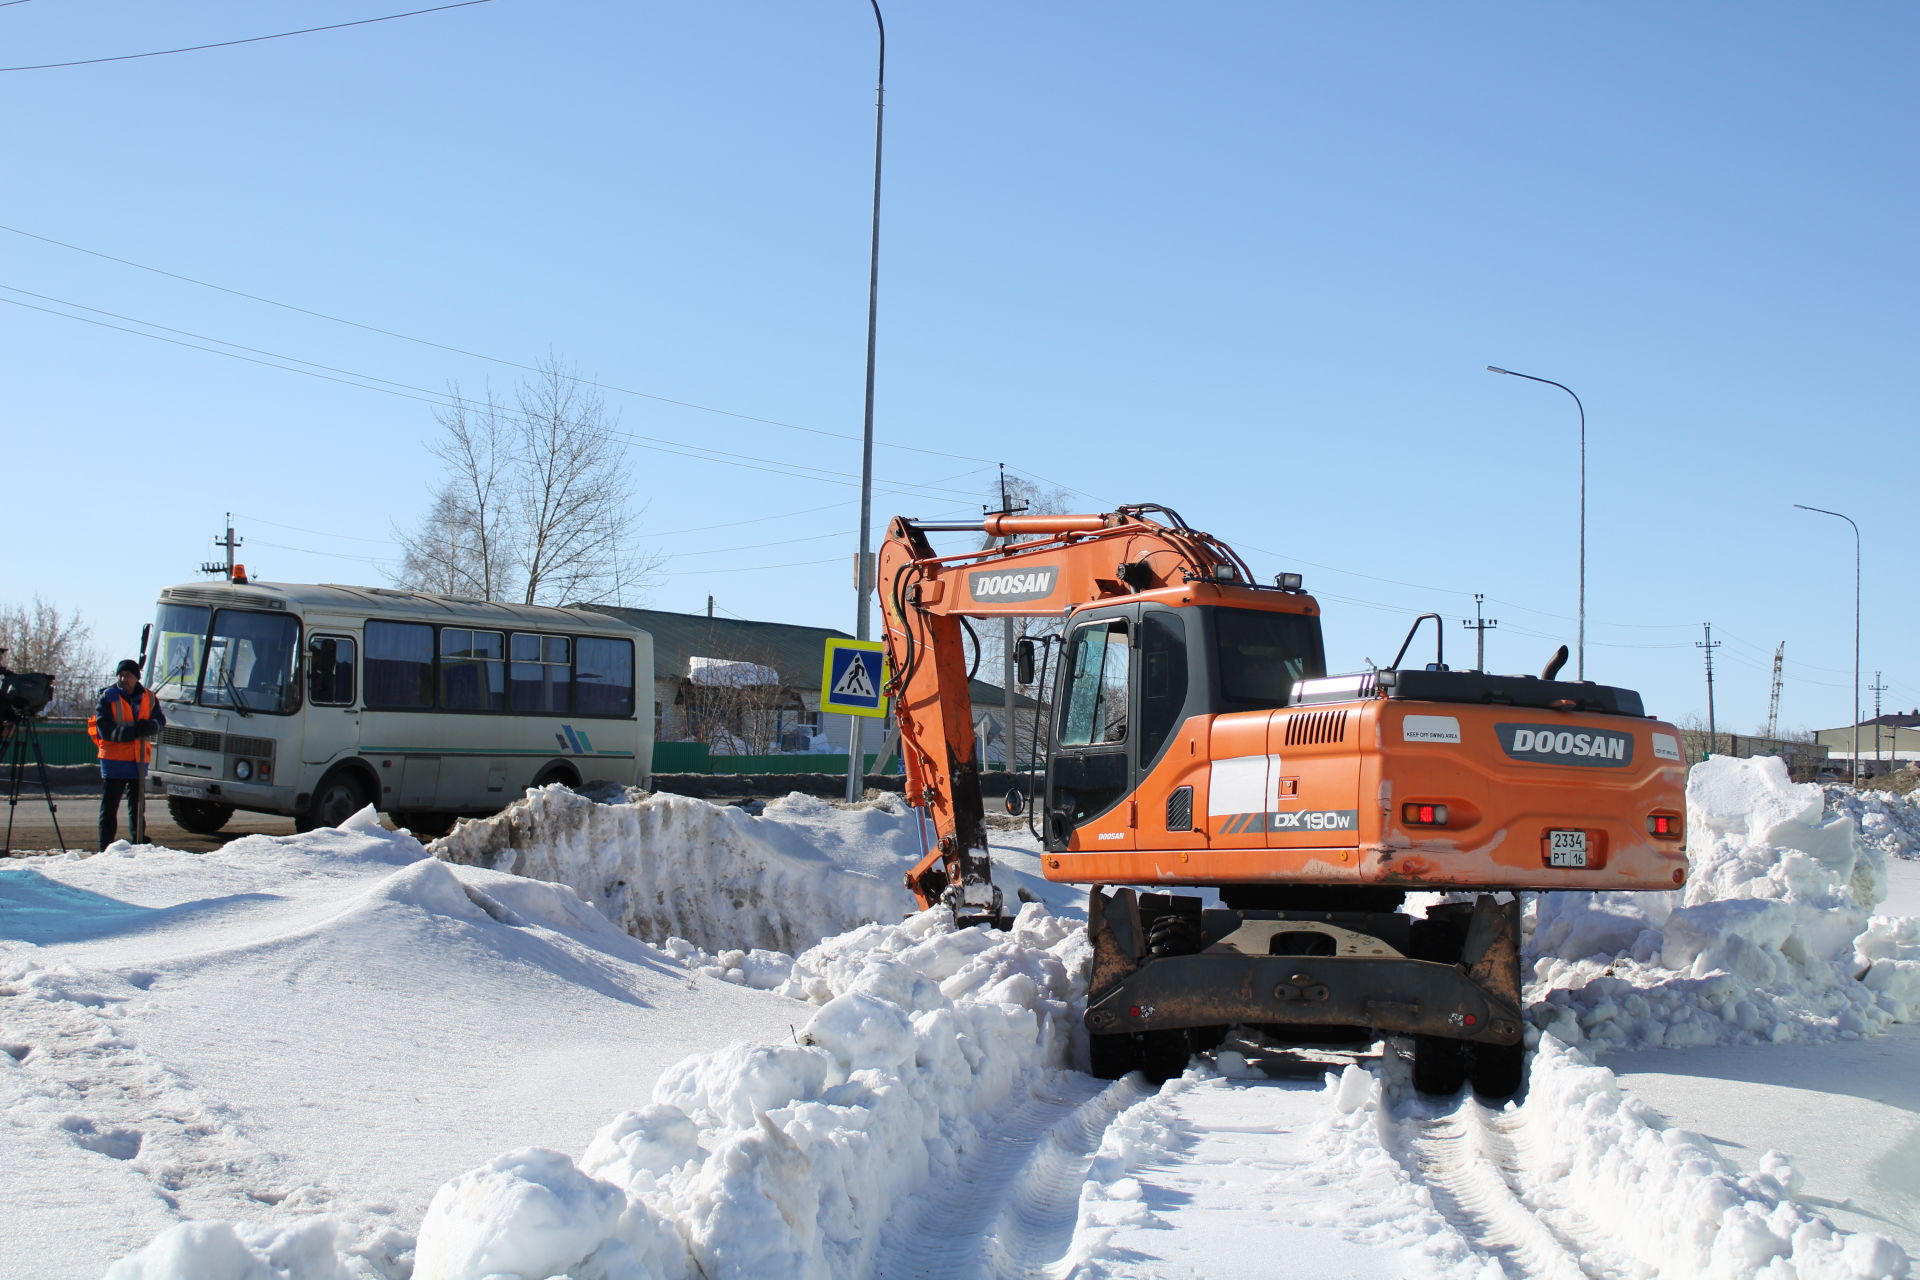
left=878, top=505, right=1688, bottom=1095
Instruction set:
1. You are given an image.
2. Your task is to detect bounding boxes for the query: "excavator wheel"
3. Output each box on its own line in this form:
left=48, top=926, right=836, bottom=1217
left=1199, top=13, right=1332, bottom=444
left=1089, top=1030, right=1192, bottom=1084
left=1411, top=1034, right=1469, bottom=1096
left=1467, top=1040, right=1526, bottom=1099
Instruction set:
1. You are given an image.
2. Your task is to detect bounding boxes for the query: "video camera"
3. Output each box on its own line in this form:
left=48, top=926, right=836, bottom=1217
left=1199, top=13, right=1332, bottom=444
left=0, top=671, right=54, bottom=722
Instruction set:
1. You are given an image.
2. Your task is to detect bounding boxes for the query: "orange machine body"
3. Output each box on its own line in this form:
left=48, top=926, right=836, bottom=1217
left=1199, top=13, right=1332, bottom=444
left=878, top=506, right=1686, bottom=912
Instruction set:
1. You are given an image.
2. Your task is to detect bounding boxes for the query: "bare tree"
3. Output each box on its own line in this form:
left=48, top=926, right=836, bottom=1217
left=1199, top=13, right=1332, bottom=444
left=394, top=357, right=659, bottom=606
left=0, top=596, right=108, bottom=715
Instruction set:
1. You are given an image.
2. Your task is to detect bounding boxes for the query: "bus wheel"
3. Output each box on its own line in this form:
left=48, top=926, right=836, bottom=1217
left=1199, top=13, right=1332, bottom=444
left=297, top=771, right=369, bottom=832
left=167, top=796, right=235, bottom=835
left=395, top=811, right=456, bottom=839
left=532, top=765, right=579, bottom=791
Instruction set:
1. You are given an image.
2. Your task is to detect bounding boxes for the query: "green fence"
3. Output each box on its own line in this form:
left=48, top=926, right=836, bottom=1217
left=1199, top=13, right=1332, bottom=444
left=11, top=718, right=96, bottom=767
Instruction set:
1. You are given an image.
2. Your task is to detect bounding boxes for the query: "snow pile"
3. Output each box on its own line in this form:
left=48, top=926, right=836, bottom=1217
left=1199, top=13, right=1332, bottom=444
left=1513, top=1038, right=1908, bottom=1279
left=431, top=786, right=921, bottom=955
left=1530, top=755, right=1920, bottom=1053
left=1826, top=782, right=1920, bottom=863
left=396, top=904, right=1088, bottom=1280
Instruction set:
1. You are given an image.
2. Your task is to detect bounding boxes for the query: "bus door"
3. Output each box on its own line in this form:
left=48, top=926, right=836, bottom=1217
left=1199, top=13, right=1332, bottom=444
left=302, top=633, right=361, bottom=767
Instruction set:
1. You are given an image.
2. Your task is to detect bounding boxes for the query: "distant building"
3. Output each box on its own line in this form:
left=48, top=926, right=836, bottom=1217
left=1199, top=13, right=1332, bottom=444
left=588, top=606, right=1039, bottom=760
left=1813, top=711, right=1920, bottom=776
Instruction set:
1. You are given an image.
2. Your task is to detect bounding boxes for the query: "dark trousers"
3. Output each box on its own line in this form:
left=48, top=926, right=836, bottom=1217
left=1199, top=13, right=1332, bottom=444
left=100, top=776, right=144, bottom=849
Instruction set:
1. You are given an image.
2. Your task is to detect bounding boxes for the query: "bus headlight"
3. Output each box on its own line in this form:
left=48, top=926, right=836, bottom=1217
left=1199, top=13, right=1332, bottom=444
left=234, top=759, right=253, bottom=781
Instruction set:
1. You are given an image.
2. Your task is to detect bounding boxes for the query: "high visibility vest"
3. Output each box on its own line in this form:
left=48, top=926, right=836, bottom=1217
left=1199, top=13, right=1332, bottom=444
left=90, top=689, right=156, bottom=765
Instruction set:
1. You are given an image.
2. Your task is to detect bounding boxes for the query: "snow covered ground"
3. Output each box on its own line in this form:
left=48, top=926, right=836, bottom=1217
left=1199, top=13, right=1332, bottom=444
left=3, top=763, right=1916, bottom=1278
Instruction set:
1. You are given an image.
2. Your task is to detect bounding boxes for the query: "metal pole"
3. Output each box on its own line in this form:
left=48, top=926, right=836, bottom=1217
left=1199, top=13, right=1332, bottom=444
left=1793, top=504, right=1861, bottom=786
left=1487, top=367, right=1586, bottom=680
left=847, top=0, right=885, bottom=803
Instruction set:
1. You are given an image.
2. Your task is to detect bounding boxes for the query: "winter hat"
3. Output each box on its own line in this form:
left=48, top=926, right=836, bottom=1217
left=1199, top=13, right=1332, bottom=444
left=116, top=659, right=141, bottom=676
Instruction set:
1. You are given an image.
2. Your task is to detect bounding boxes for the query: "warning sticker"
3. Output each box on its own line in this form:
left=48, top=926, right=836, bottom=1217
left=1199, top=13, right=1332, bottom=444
left=820, top=639, right=888, bottom=718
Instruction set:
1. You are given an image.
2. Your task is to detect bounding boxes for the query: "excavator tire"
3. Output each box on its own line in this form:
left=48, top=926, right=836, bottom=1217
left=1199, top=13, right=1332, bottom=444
left=1089, top=1030, right=1192, bottom=1084
left=1468, top=1041, right=1526, bottom=1099
left=1411, top=1034, right=1469, bottom=1095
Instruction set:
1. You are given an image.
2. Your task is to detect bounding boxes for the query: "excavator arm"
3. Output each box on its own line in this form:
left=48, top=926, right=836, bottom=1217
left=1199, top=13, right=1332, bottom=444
left=878, top=504, right=1251, bottom=919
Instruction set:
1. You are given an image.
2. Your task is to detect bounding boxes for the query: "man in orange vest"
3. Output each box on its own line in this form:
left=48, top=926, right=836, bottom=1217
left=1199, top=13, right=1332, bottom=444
left=92, top=658, right=165, bottom=849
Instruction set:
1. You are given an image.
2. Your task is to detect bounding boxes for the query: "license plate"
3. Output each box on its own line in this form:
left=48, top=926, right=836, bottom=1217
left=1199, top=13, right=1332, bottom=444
left=166, top=782, right=211, bottom=799
left=1547, top=829, right=1588, bottom=868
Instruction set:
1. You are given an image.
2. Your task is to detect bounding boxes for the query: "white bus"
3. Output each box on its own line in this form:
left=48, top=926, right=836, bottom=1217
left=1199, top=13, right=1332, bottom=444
left=143, top=578, right=653, bottom=836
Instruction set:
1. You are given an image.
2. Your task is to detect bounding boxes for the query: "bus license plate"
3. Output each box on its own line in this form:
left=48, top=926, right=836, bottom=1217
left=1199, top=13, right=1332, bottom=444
left=167, top=782, right=211, bottom=800
left=1547, top=829, right=1588, bottom=867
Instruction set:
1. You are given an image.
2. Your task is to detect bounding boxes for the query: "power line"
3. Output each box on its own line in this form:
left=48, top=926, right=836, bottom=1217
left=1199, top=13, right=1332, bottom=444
left=0, top=288, right=987, bottom=501
left=0, top=223, right=1003, bottom=467
left=0, top=2, right=493, bottom=72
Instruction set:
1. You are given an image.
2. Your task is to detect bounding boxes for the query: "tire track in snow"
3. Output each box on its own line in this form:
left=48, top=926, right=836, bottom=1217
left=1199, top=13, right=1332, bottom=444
left=873, top=1070, right=1153, bottom=1280
left=1385, top=1090, right=1644, bottom=1280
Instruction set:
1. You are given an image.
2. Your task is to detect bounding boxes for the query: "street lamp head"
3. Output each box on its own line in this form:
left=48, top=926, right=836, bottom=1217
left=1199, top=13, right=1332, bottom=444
left=1486, top=365, right=1513, bottom=375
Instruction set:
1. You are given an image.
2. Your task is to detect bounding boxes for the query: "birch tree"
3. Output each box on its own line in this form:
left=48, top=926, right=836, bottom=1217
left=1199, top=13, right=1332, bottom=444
left=394, top=358, right=658, bottom=606
left=0, top=596, right=108, bottom=714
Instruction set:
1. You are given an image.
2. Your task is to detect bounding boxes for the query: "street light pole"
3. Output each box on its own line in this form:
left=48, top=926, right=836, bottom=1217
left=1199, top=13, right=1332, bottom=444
left=1793, top=503, right=1861, bottom=786
left=1487, top=366, right=1586, bottom=681
left=846, top=0, right=885, bottom=803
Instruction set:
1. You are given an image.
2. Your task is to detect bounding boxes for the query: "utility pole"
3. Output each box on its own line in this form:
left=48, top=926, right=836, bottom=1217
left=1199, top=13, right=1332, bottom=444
left=1871, top=672, right=1887, bottom=772
left=201, top=513, right=242, bottom=578
left=707, top=595, right=714, bottom=619
left=1460, top=595, right=1498, bottom=671
left=985, top=464, right=1026, bottom=773
left=1766, top=642, right=1785, bottom=741
left=845, top=0, right=886, bottom=804
left=1697, top=623, right=1721, bottom=759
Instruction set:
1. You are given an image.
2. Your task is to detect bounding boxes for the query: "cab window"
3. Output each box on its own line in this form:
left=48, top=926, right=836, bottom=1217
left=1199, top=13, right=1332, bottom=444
left=1059, top=619, right=1130, bottom=747
left=1214, top=608, right=1323, bottom=710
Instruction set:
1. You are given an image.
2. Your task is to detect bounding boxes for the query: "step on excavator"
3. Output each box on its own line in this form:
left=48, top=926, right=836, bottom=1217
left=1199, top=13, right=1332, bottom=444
left=878, top=505, right=1688, bottom=1097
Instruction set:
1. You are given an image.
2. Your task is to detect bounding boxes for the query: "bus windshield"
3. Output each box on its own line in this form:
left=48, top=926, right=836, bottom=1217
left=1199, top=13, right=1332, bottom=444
left=149, top=603, right=209, bottom=702
left=200, top=609, right=302, bottom=715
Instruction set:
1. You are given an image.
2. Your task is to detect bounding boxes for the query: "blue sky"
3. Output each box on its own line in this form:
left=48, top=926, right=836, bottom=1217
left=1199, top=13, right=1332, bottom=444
left=4, top=1, right=1913, bottom=735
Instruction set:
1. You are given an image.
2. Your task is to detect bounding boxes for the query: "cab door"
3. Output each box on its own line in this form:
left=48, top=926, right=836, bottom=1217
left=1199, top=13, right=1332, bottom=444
left=1045, top=610, right=1136, bottom=850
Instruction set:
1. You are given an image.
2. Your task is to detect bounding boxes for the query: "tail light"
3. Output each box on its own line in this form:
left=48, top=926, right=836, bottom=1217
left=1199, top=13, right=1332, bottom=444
left=1402, top=802, right=1449, bottom=827
left=1647, top=812, right=1683, bottom=840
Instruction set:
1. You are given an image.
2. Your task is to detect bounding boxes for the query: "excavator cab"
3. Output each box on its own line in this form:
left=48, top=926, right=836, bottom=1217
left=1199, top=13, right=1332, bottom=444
left=1042, top=598, right=1326, bottom=852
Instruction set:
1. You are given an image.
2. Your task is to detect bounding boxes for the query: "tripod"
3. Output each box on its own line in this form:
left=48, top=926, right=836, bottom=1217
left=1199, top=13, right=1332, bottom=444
left=2, top=714, right=69, bottom=855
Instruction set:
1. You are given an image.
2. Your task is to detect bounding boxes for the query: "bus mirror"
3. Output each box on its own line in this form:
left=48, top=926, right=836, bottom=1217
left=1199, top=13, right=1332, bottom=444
left=1015, top=637, right=1036, bottom=686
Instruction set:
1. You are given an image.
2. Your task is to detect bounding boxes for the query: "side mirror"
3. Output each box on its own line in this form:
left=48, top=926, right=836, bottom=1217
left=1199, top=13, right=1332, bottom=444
left=1015, top=637, right=1036, bottom=686
left=1004, top=787, right=1026, bottom=816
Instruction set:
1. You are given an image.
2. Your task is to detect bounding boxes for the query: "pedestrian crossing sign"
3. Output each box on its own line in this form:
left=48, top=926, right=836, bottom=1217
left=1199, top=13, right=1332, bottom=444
left=821, top=638, right=888, bottom=717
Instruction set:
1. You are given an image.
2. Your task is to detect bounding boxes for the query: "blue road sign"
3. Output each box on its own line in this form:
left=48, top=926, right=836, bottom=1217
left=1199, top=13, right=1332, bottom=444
left=821, top=639, right=887, bottom=717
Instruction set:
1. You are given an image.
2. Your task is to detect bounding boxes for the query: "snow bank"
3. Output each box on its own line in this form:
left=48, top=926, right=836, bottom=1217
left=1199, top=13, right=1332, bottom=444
left=431, top=787, right=920, bottom=955
left=1530, top=756, right=1920, bottom=1053
left=1827, top=782, right=1920, bottom=863
left=1514, top=1038, right=1907, bottom=1280
left=401, top=903, right=1088, bottom=1280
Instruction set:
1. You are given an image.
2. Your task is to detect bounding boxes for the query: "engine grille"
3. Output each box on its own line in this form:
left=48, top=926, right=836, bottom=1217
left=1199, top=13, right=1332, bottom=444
left=158, top=727, right=277, bottom=760
left=225, top=734, right=276, bottom=760
left=1283, top=709, right=1348, bottom=746
left=163, top=727, right=221, bottom=753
